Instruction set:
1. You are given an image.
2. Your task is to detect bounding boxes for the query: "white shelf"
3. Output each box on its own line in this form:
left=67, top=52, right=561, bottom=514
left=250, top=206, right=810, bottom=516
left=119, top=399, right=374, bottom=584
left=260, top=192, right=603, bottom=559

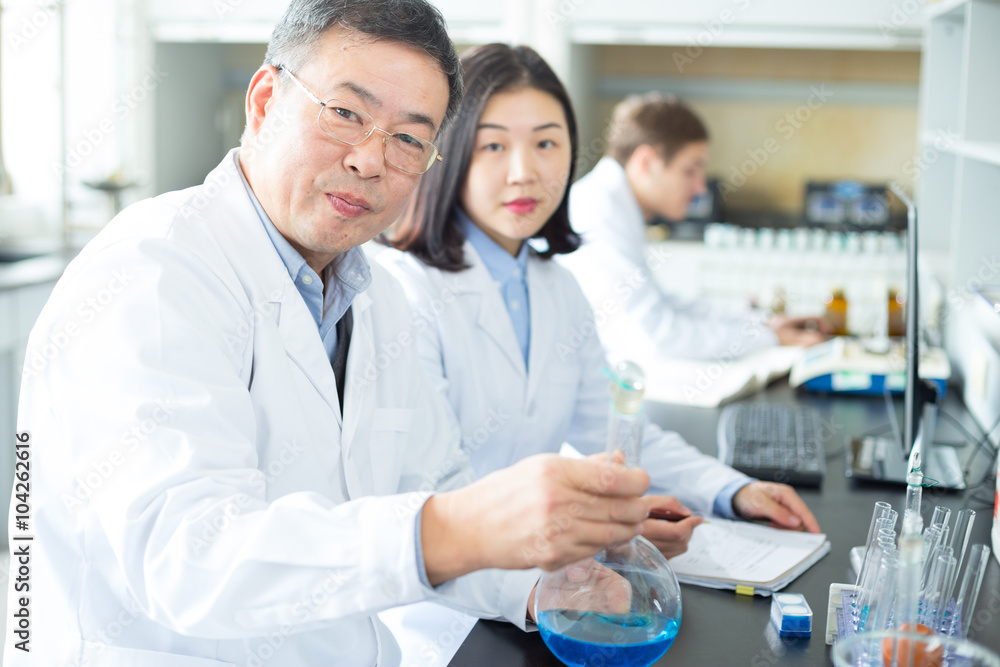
left=952, top=141, right=1000, bottom=167
left=920, top=131, right=1000, bottom=168
left=918, top=0, right=1000, bottom=438
left=924, top=0, right=969, bottom=22
left=571, top=24, right=921, bottom=49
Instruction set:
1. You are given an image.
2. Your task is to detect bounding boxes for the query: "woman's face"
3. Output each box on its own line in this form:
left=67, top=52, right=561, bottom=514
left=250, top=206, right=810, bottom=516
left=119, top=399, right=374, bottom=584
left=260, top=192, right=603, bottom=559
left=459, top=87, right=572, bottom=256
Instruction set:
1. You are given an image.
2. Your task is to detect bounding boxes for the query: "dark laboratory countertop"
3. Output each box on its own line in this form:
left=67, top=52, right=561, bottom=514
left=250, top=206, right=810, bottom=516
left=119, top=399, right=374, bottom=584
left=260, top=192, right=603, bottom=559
left=449, top=379, right=1000, bottom=666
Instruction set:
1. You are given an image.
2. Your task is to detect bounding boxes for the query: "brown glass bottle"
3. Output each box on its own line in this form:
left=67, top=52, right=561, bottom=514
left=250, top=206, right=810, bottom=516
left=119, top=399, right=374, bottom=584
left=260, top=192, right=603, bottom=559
left=888, top=288, right=905, bottom=337
left=825, top=289, right=848, bottom=336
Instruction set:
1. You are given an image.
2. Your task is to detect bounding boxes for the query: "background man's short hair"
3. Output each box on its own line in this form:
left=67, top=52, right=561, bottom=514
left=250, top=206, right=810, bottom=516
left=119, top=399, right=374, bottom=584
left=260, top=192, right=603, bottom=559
left=264, top=0, right=462, bottom=132
left=606, top=92, right=708, bottom=166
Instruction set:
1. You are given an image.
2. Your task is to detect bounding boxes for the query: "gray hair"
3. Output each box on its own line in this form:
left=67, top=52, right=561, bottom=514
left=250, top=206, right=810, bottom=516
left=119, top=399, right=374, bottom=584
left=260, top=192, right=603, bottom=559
left=264, top=0, right=462, bottom=133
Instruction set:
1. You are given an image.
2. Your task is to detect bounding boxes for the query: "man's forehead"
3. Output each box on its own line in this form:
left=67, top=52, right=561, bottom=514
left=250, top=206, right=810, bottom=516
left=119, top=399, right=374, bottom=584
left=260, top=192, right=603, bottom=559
left=304, top=28, right=449, bottom=130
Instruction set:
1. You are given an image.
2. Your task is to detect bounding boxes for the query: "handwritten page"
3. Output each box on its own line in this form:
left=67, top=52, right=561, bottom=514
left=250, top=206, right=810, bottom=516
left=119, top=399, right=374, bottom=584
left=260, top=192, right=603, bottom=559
left=669, top=518, right=829, bottom=590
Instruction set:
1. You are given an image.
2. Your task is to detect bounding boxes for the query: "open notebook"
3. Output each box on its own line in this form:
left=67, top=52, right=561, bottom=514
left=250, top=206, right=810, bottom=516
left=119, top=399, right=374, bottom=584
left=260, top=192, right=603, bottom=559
left=668, top=518, right=830, bottom=595
left=641, top=346, right=804, bottom=408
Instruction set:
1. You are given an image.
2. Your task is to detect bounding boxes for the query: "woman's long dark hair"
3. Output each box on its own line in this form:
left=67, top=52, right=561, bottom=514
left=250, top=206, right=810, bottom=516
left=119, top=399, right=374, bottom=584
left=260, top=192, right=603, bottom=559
left=389, top=43, right=581, bottom=271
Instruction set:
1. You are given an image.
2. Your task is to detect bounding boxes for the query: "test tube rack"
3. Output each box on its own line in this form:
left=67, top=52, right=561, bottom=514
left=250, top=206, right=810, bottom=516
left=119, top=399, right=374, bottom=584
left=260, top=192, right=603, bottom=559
left=826, top=500, right=990, bottom=648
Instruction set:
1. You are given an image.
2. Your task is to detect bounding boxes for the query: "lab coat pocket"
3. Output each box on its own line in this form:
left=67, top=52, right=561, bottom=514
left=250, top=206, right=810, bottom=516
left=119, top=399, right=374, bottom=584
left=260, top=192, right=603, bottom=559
left=369, top=407, right=414, bottom=494
left=81, top=641, right=237, bottom=667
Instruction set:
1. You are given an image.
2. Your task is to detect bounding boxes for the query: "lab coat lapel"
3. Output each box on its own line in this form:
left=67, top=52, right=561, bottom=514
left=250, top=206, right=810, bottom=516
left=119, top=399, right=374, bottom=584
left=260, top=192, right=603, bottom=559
left=340, top=290, right=373, bottom=455
left=201, top=150, right=342, bottom=418
left=525, top=255, right=555, bottom=404
left=459, top=242, right=527, bottom=380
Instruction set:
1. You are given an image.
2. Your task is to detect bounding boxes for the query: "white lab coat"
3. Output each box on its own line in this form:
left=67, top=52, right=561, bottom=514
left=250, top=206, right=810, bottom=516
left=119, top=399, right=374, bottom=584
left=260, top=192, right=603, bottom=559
left=6, top=151, right=538, bottom=667
left=558, top=157, right=779, bottom=361
left=378, top=245, right=749, bottom=513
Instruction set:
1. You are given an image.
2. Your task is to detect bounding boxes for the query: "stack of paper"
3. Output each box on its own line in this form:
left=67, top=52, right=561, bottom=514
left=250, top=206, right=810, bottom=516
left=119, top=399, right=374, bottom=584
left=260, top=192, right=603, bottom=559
left=642, top=346, right=804, bottom=408
left=668, top=518, right=830, bottom=595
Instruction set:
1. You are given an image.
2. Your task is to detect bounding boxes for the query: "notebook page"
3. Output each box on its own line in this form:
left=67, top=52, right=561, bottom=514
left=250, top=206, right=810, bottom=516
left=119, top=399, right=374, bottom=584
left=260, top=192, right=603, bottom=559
left=668, top=518, right=827, bottom=586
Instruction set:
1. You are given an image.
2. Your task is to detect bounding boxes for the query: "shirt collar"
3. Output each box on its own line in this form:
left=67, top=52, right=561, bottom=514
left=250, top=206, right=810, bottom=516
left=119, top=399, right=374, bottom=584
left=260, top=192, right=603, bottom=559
left=234, top=149, right=372, bottom=296
left=457, top=208, right=529, bottom=284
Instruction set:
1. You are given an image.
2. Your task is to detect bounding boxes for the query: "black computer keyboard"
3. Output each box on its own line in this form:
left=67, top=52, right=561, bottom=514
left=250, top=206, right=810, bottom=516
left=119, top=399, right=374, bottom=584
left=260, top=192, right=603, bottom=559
left=717, top=403, right=826, bottom=486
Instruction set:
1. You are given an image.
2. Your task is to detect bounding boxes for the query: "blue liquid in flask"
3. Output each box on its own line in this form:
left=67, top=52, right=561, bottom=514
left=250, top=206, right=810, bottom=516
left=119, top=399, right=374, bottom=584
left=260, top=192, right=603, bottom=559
left=538, top=609, right=679, bottom=667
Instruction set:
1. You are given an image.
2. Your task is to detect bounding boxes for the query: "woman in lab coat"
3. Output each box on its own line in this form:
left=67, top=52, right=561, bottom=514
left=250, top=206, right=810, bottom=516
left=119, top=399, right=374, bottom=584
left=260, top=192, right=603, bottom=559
left=380, top=44, right=820, bottom=557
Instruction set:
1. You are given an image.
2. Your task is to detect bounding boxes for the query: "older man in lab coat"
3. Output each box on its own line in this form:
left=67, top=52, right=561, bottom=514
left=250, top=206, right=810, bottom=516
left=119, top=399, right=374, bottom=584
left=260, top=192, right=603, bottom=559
left=5, top=2, right=653, bottom=666
left=560, top=93, right=830, bottom=361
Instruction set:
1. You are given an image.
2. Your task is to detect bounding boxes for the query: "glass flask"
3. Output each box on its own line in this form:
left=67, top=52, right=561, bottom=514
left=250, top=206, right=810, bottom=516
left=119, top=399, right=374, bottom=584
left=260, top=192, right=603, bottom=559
left=535, top=361, right=683, bottom=667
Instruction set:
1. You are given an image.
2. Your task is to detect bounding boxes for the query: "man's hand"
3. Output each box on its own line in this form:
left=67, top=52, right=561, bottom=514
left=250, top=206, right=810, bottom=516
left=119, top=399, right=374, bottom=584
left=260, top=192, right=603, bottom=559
left=421, top=453, right=651, bottom=586
left=527, top=559, right=632, bottom=623
left=732, top=481, right=821, bottom=533
left=639, top=495, right=702, bottom=559
left=769, top=315, right=832, bottom=347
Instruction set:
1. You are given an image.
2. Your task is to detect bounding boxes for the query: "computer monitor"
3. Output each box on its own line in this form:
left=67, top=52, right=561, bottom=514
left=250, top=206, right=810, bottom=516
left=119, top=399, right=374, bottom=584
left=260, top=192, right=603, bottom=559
left=845, top=185, right=963, bottom=488
left=891, top=184, right=941, bottom=466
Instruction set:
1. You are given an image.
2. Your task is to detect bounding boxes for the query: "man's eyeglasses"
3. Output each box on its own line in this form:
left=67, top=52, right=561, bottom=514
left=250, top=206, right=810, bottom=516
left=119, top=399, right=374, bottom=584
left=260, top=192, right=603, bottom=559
left=280, top=68, right=443, bottom=175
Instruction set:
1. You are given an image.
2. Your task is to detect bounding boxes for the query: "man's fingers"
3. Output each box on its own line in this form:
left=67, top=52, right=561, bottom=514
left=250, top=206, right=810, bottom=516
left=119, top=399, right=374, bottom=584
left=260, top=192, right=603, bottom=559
left=760, top=496, right=802, bottom=529
left=563, top=490, right=650, bottom=525
left=534, top=519, right=644, bottom=570
left=771, top=486, right=821, bottom=533
left=561, top=457, right=651, bottom=498
left=642, top=494, right=689, bottom=517
left=642, top=514, right=702, bottom=542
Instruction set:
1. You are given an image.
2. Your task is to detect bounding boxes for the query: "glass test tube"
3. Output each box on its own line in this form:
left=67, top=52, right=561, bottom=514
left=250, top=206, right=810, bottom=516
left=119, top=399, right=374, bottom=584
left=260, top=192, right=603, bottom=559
left=930, top=552, right=958, bottom=632
left=606, top=361, right=645, bottom=468
left=950, top=509, right=975, bottom=582
left=857, top=539, right=897, bottom=630
left=860, top=530, right=896, bottom=600
left=930, top=505, right=951, bottom=532
left=856, top=517, right=897, bottom=608
left=920, top=524, right=949, bottom=591
left=903, top=470, right=923, bottom=535
left=919, top=547, right=955, bottom=630
left=894, top=534, right=924, bottom=631
left=856, top=502, right=893, bottom=586
left=955, top=544, right=992, bottom=638
left=867, top=552, right=900, bottom=633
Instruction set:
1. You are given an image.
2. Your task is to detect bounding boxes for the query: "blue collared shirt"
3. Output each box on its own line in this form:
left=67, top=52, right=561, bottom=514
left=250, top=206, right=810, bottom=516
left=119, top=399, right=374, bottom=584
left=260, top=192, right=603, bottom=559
left=234, top=151, right=371, bottom=363
left=455, top=205, right=750, bottom=519
left=713, top=478, right=753, bottom=519
left=458, top=209, right=531, bottom=367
